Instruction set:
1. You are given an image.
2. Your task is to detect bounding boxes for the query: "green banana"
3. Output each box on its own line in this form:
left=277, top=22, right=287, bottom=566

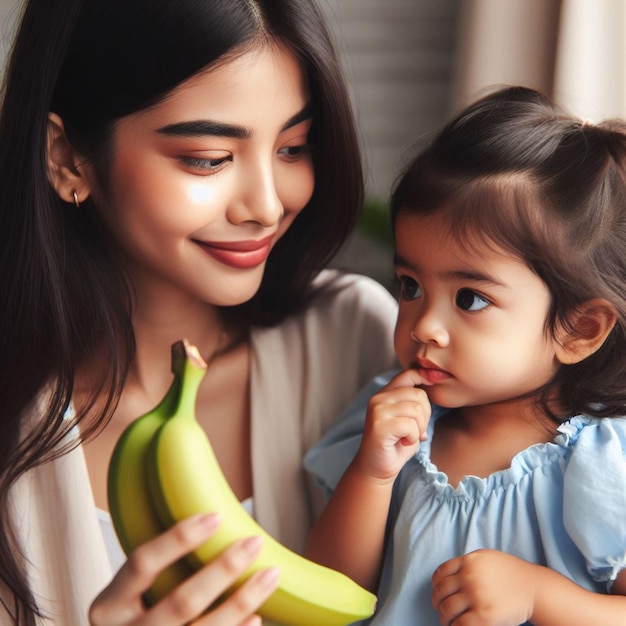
left=117, top=340, right=376, bottom=626
left=107, top=345, right=194, bottom=605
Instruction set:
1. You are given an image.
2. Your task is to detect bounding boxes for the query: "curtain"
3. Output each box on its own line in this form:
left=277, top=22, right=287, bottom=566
left=450, top=0, right=626, bottom=121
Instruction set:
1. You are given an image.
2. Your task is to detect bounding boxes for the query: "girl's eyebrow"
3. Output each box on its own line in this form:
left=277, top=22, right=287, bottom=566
left=393, top=254, right=507, bottom=288
left=156, top=102, right=313, bottom=139
left=443, top=269, right=507, bottom=287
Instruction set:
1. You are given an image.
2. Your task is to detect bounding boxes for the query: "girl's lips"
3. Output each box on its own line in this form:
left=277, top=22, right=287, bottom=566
left=418, top=367, right=452, bottom=384
left=194, top=236, right=274, bottom=269
left=414, top=358, right=452, bottom=384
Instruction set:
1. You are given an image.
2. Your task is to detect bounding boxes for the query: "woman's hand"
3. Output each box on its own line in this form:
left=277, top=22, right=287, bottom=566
left=90, top=513, right=279, bottom=626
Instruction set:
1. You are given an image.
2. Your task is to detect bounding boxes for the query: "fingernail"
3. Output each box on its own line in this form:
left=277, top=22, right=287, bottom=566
left=256, top=567, right=280, bottom=589
left=196, top=512, right=221, bottom=531
left=240, top=535, right=263, bottom=555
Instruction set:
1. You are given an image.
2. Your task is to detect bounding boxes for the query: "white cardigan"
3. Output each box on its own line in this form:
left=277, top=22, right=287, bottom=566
left=4, top=271, right=398, bottom=625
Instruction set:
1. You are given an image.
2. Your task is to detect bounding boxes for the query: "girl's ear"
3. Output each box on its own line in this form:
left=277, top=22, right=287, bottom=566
left=555, top=298, right=617, bottom=365
left=46, top=112, right=92, bottom=204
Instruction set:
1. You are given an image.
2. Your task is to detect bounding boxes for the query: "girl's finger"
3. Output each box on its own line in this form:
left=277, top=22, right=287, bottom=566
left=432, top=557, right=462, bottom=585
left=385, top=368, right=433, bottom=390
left=372, top=415, right=422, bottom=446
left=431, top=570, right=461, bottom=609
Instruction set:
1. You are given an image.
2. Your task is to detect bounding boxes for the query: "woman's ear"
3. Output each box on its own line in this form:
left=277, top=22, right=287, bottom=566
left=554, top=298, right=617, bottom=365
left=46, top=112, right=91, bottom=205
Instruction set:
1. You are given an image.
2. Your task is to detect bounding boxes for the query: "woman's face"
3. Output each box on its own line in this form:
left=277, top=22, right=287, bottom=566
left=90, top=43, right=314, bottom=307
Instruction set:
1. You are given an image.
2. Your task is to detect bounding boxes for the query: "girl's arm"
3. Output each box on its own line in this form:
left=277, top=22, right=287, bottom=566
left=531, top=568, right=626, bottom=626
left=306, top=370, right=431, bottom=591
left=432, top=549, right=626, bottom=626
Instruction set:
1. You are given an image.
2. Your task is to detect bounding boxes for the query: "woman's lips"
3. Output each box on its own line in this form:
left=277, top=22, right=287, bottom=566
left=194, top=236, right=274, bottom=269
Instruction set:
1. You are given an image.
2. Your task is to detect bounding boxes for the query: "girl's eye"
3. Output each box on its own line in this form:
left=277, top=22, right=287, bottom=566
left=398, top=276, right=422, bottom=300
left=456, top=288, right=490, bottom=312
left=278, top=145, right=311, bottom=161
left=180, top=155, right=232, bottom=172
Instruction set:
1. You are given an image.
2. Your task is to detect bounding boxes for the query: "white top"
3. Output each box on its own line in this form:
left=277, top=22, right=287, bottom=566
left=98, top=497, right=255, bottom=574
left=5, top=270, right=398, bottom=625
left=97, top=509, right=126, bottom=575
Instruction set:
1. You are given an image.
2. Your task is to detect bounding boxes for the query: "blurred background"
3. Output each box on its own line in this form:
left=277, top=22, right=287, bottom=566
left=1, top=0, right=625, bottom=290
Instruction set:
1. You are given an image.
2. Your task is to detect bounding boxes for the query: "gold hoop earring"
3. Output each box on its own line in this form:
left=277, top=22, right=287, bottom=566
left=72, top=190, right=80, bottom=208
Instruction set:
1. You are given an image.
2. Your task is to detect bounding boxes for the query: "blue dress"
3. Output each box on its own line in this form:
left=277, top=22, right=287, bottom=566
left=304, top=371, right=626, bottom=626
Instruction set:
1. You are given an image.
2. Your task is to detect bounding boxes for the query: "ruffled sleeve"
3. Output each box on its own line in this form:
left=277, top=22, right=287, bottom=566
left=303, top=371, right=398, bottom=499
left=562, top=417, right=626, bottom=589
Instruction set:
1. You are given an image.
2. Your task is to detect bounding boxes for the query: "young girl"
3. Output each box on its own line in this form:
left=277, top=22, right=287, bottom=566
left=0, top=1, right=398, bottom=624
left=305, top=86, right=626, bottom=625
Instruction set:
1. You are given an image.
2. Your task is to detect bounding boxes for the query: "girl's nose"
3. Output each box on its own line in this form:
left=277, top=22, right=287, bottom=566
left=409, top=307, right=449, bottom=348
left=228, top=162, right=284, bottom=227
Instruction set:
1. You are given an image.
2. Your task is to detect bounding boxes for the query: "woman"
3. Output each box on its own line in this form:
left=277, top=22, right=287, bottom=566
left=0, top=1, right=398, bottom=624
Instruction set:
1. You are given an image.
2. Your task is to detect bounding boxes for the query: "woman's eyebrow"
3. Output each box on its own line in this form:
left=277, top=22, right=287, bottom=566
left=157, top=120, right=250, bottom=139
left=281, top=102, right=313, bottom=131
left=156, top=102, right=313, bottom=139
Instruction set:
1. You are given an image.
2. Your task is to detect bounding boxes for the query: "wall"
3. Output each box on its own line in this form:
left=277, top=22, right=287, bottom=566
left=0, top=0, right=20, bottom=72
left=322, top=0, right=460, bottom=201
left=321, top=0, right=460, bottom=287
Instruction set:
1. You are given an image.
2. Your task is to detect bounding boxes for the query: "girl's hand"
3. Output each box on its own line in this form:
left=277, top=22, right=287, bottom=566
left=431, top=549, right=536, bottom=626
left=90, top=513, right=279, bottom=626
left=355, top=369, right=431, bottom=483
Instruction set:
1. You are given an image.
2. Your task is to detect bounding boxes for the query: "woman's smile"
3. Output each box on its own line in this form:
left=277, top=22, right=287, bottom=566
left=193, top=235, right=275, bottom=269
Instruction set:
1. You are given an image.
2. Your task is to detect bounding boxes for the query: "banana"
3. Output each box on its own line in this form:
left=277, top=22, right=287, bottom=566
left=144, top=339, right=378, bottom=626
left=107, top=345, right=194, bottom=605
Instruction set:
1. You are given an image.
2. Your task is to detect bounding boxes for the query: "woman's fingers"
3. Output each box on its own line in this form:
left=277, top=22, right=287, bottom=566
left=91, top=513, right=280, bottom=626
left=122, top=513, right=223, bottom=600
left=195, top=566, right=280, bottom=626
left=146, top=535, right=277, bottom=626
left=90, top=513, right=223, bottom=625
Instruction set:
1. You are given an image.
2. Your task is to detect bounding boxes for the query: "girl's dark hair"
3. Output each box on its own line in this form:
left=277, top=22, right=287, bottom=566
left=390, top=85, right=626, bottom=422
left=0, top=0, right=362, bottom=621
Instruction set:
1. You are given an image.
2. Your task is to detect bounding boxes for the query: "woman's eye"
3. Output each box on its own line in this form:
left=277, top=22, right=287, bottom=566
left=398, top=276, right=422, bottom=300
left=456, top=288, right=489, bottom=311
left=278, top=145, right=311, bottom=161
left=180, top=155, right=232, bottom=171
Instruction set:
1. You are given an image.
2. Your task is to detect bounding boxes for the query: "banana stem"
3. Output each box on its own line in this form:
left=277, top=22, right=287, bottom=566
left=169, top=340, right=208, bottom=420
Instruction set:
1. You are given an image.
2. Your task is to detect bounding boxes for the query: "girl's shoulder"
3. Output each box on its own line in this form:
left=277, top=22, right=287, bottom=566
left=556, top=414, right=626, bottom=456
left=558, top=416, right=626, bottom=587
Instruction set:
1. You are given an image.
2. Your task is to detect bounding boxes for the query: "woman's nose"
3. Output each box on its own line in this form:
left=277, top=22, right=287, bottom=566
left=228, top=162, right=284, bottom=227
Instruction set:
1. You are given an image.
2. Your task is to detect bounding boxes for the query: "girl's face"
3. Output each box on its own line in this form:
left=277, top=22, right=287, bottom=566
left=393, top=211, right=562, bottom=412
left=89, top=44, right=314, bottom=307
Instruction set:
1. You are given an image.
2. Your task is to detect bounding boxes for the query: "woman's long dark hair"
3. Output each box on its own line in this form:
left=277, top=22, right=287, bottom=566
left=391, top=85, right=626, bottom=421
left=0, top=0, right=363, bottom=622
